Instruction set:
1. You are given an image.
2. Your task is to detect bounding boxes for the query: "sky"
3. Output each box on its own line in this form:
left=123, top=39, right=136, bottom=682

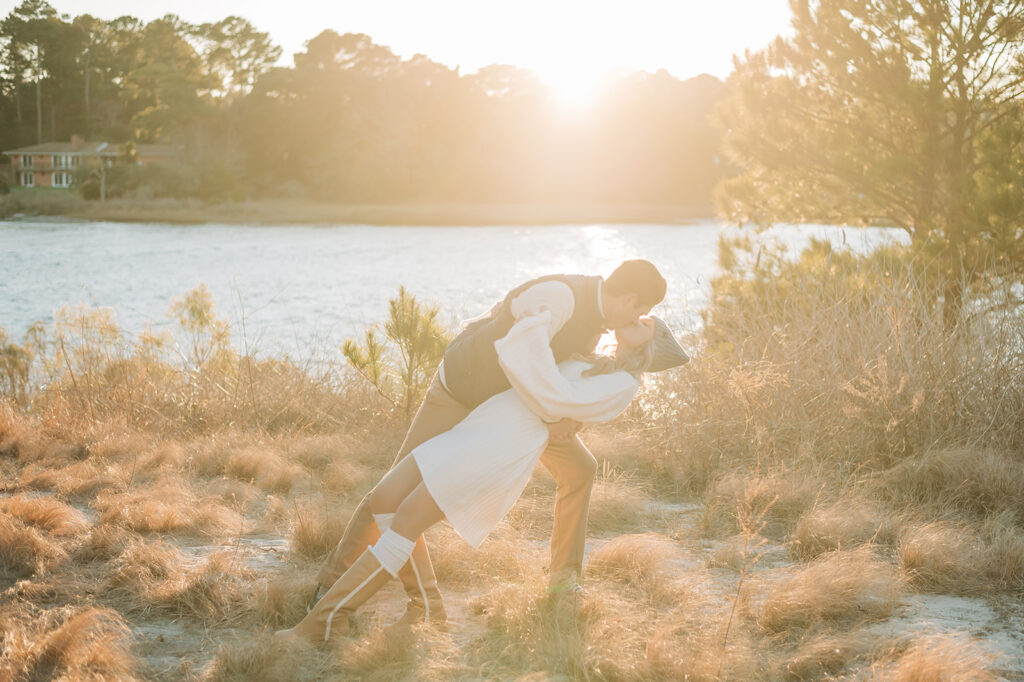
left=2, top=0, right=794, bottom=97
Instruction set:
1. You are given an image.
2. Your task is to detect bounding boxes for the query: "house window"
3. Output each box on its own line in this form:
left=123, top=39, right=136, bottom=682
left=55, top=154, right=73, bottom=168
left=52, top=172, right=72, bottom=188
left=21, top=155, right=31, bottom=167
left=22, top=172, right=34, bottom=187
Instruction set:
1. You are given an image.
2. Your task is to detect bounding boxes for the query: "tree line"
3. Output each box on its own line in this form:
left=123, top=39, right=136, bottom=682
left=0, top=0, right=724, bottom=205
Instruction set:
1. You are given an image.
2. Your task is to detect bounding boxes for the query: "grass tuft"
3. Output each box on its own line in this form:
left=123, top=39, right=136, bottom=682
left=0, top=493, right=89, bottom=535
left=0, top=513, right=66, bottom=577
left=587, top=532, right=683, bottom=603
left=899, top=521, right=984, bottom=594
left=756, top=547, right=903, bottom=633
left=288, top=503, right=347, bottom=561
left=702, top=471, right=818, bottom=539
left=792, top=498, right=893, bottom=559
left=0, top=606, right=140, bottom=681
left=876, top=633, right=999, bottom=681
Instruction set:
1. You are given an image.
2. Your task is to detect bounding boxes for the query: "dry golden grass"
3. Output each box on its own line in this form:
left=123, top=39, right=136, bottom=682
left=429, top=524, right=544, bottom=584
left=0, top=513, right=66, bottom=577
left=106, top=538, right=182, bottom=597
left=251, top=574, right=317, bottom=627
left=881, top=448, right=1024, bottom=520
left=702, top=470, right=819, bottom=539
left=792, top=498, right=894, bottom=559
left=322, top=458, right=372, bottom=495
left=140, top=439, right=187, bottom=470
left=19, top=459, right=121, bottom=498
left=707, top=532, right=774, bottom=572
left=464, top=576, right=739, bottom=681
left=980, top=511, right=1024, bottom=589
left=206, top=477, right=263, bottom=508
left=775, top=629, right=876, bottom=681
left=643, top=615, right=761, bottom=682
left=467, top=578, right=625, bottom=678
left=87, top=430, right=151, bottom=464
left=154, top=551, right=254, bottom=622
left=285, top=433, right=375, bottom=471
left=0, top=493, right=89, bottom=536
left=0, top=605, right=140, bottom=681
left=756, top=547, right=903, bottom=633
left=587, top=532, right=684, bottom=603
left=96, top=480, right=245, bottom=535
left=587, top=470, right=655, bottom=533
left=200, top=632, right=328, bottom=681
left=289, top=503, right=348, bottom=560
left=106, top=540, right=253, bottom=622
left=899, top=521, right=985, bottom=594
left=225, top=446, right=305, bottom=493
left=334, top=622, right=466, bottom=681
left=873, top=633, right=1000, bottom=681
left=74, top=523, right=132, bottom=562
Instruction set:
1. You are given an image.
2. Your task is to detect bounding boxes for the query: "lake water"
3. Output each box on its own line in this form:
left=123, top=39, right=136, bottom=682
left=0, top=219, right=906, bottom=357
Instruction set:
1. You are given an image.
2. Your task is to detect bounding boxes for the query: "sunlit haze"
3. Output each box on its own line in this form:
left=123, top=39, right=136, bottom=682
left=11, top=0, right=794, bottom=99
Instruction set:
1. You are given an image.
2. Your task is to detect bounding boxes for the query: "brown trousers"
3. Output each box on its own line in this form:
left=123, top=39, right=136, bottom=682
left=316, top=372, right=599, bottom=592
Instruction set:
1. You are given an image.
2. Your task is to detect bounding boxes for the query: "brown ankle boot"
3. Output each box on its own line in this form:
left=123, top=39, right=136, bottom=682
left=275, top=549, right=392, bottom=644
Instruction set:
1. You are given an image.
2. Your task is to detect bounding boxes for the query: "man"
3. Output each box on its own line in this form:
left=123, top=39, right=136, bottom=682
left=309, top=259, right=670, bottom=634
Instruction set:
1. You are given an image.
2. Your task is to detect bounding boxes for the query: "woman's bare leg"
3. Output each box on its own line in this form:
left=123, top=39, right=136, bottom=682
left=391, top=483, right=446, bottom=540
left=369, top=455, right=424, bottom=515
left=369, top=457, right=446, bottom=537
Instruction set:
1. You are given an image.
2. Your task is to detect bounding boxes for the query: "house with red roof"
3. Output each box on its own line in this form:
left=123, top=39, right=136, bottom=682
left=2, top=135, right=179, bottom=188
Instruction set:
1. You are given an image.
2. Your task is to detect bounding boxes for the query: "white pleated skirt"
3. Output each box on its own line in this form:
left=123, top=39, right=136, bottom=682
left=412, top=387, right=549, bottom=548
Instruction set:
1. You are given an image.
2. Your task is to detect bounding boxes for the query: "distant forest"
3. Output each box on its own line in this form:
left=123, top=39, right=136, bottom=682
left=0, top=1, right=724, bottom=205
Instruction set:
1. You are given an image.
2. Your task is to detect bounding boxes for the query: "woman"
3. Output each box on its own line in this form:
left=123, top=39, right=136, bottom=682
left=276, top=313, right=684, bottom=644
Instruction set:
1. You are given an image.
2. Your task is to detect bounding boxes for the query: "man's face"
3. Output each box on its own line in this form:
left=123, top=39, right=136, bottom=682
left=604, top=293, right=652, bottom=330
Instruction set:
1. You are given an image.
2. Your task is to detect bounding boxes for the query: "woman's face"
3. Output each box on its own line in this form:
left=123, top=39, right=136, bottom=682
left=615, top=317, right=655, bottom=352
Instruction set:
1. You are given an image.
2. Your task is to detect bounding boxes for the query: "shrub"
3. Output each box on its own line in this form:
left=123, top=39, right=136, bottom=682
left=343, top=287, right=450, bottom=417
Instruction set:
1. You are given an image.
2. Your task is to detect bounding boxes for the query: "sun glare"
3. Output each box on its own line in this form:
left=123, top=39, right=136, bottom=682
left=540, top=65, right=610, bottom=108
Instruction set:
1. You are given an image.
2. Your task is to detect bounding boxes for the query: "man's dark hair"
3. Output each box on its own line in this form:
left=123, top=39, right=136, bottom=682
left=605, top=259, right=667, bottom=307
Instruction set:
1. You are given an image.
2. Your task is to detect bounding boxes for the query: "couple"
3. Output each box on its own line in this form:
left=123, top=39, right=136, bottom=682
left=276, top=259, right=688, bottom=644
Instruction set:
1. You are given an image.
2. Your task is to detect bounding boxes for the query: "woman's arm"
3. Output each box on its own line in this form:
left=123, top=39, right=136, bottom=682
left=494, top=312, right=639, bottom=423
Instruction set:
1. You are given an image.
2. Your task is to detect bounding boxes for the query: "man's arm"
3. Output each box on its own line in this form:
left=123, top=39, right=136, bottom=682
left=495, top=311, right=639, bottom=423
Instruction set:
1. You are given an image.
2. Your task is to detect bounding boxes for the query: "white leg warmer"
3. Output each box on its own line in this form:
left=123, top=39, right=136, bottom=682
left=373, top=513, right=395, bottom=533
left=370, top=529, right=415, bottom=578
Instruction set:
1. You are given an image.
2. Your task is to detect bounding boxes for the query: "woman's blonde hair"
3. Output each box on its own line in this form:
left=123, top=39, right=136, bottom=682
left=574, top=339, right=655, bottom=379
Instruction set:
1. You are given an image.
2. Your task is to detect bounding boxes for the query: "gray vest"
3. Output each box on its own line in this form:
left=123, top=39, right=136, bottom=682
left=443, top=274, right=605, bottom=409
